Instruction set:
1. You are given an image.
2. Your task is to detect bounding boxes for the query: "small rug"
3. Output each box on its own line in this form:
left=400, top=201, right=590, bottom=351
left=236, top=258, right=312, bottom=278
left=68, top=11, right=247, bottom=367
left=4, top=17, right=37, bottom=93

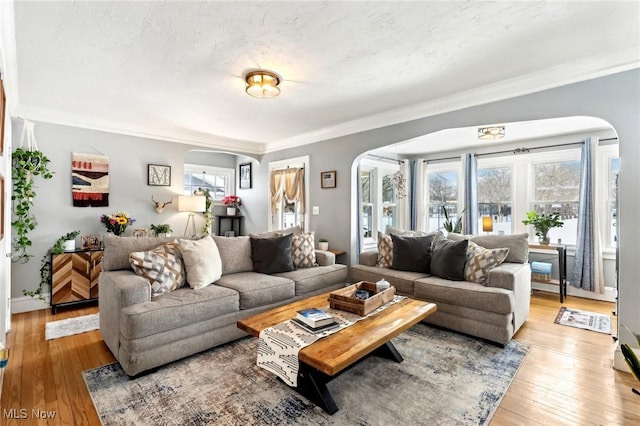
left=554, top=307, right=611, bottom=334
left=45, top=313, right=100, bottom=340
left=83, top=324, right=529, bottom=425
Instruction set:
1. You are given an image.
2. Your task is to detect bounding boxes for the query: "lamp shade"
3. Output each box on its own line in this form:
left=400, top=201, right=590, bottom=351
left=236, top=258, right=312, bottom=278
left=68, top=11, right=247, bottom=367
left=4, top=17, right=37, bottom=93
left=482, top=216, right=494, bottom=232
left=178, top=195, right=206, bottom=213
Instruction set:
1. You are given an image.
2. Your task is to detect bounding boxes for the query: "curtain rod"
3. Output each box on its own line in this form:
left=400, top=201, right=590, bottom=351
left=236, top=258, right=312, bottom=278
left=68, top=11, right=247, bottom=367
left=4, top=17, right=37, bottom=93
left=366, top=154, right=405, bottom=164
left=423, top=137, right=618, bottom=162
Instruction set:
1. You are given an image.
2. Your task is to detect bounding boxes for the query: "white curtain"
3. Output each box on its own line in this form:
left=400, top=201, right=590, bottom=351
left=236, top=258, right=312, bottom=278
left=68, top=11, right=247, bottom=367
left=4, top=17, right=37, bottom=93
left=415, top=160, right=427, bottom=231
left=269, top=170, right=285, bottom=213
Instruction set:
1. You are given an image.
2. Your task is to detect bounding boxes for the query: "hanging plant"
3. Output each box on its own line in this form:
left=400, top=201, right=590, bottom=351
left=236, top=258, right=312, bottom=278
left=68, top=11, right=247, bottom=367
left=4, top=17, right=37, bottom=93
left=11, top=147, right=54, bottom=262
left=26, top=230, right=80, bottom=300
left=195, top=187, right=214, bottom=235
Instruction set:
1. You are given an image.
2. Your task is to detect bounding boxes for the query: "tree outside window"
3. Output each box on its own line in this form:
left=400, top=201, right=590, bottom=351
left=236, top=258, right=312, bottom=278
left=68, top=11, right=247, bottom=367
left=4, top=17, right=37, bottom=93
left=427, top=170, right=458, bottom=231
left=477, top=167, right=512, bottom=234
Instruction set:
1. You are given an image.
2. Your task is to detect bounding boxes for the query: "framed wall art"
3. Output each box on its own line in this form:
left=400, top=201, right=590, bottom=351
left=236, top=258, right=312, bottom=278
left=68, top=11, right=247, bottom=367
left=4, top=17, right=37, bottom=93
left=131, top=228, right=149, bottom=238
left=72, top=152, right=110, bottom=207
left=148, top=164, right=171, bottom=186
left=239, top=162, right=252, bottom=189
left=321, top=170, right=336, bottom=189
left=81, top=234, right=102, bottom=249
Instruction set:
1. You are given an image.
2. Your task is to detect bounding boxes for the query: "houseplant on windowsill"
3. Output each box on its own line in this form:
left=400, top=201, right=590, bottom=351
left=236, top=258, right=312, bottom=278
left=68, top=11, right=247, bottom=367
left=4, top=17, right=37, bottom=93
left=441, top=205, right=466, bottom=234
left=522, top=211, right=564, bottom=245
left=223, top=195, right=241, bottom=216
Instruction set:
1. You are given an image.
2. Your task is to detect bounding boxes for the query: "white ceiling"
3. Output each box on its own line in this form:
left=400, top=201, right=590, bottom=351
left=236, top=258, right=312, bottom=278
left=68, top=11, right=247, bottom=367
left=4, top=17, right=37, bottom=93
left=1, top=1, right=638, bottom=155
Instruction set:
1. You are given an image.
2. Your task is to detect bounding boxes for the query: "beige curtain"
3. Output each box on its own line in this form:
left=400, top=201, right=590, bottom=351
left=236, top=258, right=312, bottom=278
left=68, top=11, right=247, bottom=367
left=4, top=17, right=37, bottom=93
left=269, top=170, right=285, bottom=213
left=283, top=168, right=305, bottom=214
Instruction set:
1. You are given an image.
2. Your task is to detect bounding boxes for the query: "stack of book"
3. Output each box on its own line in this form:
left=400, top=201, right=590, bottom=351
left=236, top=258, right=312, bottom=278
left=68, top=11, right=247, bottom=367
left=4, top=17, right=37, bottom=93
left=292, top=308, right=339, bottom=334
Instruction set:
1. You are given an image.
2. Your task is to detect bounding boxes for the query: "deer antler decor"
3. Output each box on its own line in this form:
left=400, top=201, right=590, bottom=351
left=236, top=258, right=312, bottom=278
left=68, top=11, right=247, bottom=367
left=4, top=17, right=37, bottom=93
left=151, top=196, right=172, bottom=213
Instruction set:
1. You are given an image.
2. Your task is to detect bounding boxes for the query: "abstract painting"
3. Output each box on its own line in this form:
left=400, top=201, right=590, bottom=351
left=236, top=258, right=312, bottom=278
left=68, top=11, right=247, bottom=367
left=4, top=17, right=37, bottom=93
left=72, top=152, right=109, bottom=207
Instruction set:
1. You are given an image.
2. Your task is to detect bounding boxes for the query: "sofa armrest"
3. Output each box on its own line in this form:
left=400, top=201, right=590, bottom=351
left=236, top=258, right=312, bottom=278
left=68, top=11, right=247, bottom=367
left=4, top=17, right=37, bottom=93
left=315, top=250, right=336, bottom=266
left=99, top=271, right=151, bottom=357
left=487, top=262, right=531, bottom=333
left=359, top=250, right=378, bottom=267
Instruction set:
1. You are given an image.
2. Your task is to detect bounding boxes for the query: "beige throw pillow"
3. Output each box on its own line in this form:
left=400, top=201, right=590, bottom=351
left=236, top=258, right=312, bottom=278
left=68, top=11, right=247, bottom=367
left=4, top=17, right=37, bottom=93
left=291, top=232, right=316, bottom=269
left=178, top=236, right=222, bottom=289
left=376, top=232, right=393, bottom=268
left=464, top=241, right=509, bottom=285
left=129, top=242, right=186, bottom=297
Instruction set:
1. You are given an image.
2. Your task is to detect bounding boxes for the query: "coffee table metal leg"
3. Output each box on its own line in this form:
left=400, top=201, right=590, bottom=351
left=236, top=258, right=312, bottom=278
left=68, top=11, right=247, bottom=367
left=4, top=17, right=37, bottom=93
left=373, top=341, right=404, bottom=363
left=298, top=363, right=339, bottom=415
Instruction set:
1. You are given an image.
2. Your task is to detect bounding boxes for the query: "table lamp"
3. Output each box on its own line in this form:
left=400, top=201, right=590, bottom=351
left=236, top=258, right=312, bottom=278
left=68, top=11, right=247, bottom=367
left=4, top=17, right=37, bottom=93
left=482, top=216, right=493, bottom=234
left=178, top=195, right=206, bottom=238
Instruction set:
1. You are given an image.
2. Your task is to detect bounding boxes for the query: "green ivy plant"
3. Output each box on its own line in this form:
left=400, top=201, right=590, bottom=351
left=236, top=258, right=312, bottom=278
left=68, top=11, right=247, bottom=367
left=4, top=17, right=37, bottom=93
left=26, top=230, right=80, bottom=300
left=195, top=187, right=214, bottom=235
left=11, top=148, right=54, bottom=262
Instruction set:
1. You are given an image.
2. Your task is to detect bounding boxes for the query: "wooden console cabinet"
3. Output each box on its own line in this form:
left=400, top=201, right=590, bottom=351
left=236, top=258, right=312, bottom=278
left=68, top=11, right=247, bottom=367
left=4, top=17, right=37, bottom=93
left=50, top=248, right=103, bottom=314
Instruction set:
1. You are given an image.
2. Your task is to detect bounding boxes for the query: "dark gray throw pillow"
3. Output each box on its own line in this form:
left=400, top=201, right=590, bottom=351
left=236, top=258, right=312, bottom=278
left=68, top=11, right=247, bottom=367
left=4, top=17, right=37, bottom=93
left=390, top=234, right=437, bottom=273
left=250, top=233, right=294, bottom=274
left=430, top=238, right=469, bottom=281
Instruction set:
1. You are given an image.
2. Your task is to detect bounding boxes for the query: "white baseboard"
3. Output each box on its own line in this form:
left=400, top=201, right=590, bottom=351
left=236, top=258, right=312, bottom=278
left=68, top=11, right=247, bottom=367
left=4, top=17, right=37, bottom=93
left=11, top=295, right=50, bottom=314
left=531, top=282, right=616, bottom=302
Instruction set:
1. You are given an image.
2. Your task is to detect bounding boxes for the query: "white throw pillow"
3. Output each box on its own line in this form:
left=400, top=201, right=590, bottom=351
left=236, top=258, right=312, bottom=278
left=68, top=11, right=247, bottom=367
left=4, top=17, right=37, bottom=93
left=178, top=236, right=222, bottom=289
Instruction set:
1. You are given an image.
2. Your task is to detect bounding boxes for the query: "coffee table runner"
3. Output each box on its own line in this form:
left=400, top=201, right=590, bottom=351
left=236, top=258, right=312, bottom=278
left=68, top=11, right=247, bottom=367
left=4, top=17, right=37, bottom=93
left=257, top=295, right=405, bottom=386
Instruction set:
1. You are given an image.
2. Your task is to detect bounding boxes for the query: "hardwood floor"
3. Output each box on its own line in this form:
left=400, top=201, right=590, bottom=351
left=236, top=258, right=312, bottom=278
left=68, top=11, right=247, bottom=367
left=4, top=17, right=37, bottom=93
left=0, top=292, right=638, bottom=425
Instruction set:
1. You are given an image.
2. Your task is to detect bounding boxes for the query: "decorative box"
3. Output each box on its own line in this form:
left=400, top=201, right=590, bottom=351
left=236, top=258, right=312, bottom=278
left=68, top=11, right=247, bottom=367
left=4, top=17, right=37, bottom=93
left=328, top=281, right=395, bottom=316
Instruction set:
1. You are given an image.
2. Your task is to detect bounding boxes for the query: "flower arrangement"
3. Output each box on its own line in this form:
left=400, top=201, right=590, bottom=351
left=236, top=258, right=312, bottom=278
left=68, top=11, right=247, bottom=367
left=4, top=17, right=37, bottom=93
left=223, top=195, right=242, bottom=209
left=100, top=211, right=136, bottom=236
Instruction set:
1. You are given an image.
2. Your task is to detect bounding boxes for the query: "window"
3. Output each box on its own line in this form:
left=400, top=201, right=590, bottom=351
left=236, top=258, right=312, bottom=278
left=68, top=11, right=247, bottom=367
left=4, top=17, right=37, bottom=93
left=531, top=161, right=580, bottom=245
left=360, top=169, right=373, bottom=239
left=477, top=167, right=513, bottom=234
left=426, top=168, right=459, bottom=232
left=609, top=158, right=619, bottom=247
left=268, top=156, right=309, bottom=231
left=381, top=170, right=399, bottom=231
left=183, top=164, right=233, bottom=200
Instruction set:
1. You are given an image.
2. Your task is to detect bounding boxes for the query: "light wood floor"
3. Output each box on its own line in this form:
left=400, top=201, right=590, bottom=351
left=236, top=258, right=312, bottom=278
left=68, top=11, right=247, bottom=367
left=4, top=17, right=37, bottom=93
left=1, top=292, right=638, bottom=425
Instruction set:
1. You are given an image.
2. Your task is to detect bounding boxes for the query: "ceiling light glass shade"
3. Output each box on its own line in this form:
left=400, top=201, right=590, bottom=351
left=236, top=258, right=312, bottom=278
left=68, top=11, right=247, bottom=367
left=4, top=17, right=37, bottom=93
left=478, top=126, right=505, bottom=140
left=245, top=70, right=281, bottom=99
left=177, top=195, right=206, bottom=213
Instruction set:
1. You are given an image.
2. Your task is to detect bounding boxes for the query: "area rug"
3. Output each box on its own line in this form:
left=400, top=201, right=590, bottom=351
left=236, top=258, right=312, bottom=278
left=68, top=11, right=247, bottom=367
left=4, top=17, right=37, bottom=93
left=45, top=313, right=100, bottom=340
left=554, top=307, right=611, bottom=334
left=83, top=324, right=528, bottom=425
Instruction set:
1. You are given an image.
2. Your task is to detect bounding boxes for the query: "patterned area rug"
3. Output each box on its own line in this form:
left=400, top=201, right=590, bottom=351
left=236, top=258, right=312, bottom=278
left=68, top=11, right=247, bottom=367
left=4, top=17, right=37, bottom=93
left=84, top=324, right=528, bottom=425
left=45, top=313, right=100, bottom=340
left=554, top=307, right=611, bottom=334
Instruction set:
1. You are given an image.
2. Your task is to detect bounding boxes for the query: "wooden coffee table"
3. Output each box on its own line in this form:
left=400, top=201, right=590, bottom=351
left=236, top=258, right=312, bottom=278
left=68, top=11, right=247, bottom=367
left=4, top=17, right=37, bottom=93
left=237, top=291, right=437, bottom=414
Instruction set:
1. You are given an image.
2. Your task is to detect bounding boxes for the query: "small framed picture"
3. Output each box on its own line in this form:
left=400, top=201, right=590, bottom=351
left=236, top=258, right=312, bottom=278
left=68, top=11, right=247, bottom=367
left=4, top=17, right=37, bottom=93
left=148, top=164, right=171, bottom=186
left=81, top=234, right=102, bottom=249
left=239, top=163, right=252, bottom=189
left=131, top=228, right=149, bottom=238
left=321, top=170, right=336, bottom=189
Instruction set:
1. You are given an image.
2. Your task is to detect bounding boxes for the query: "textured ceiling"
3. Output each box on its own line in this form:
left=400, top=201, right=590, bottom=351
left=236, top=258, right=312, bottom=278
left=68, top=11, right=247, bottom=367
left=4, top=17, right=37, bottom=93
left=2, top=1, right=639, bottom=154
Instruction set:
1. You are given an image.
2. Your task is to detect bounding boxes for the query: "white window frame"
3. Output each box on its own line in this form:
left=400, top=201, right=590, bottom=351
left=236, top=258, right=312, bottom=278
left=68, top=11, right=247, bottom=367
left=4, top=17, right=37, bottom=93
left=424, top=160, right=462, bottom=233
left=183, top=164, right=234, bottom=201
left=267, top=156, right=310, bottom=232
left=596, top=144, right=619, bottom=253
left=476, top=162, right=515, bottom=235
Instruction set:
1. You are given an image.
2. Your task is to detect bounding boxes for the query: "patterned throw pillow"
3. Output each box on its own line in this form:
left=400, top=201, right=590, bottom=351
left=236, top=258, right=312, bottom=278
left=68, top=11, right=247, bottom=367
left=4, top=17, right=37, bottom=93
left=376, top=232, right=393, bottom=268
left=464, top=241, right=509, bottom=285
left=291, top=232, right=316, bottom=269
left=129, top=242, right=186, bottom=297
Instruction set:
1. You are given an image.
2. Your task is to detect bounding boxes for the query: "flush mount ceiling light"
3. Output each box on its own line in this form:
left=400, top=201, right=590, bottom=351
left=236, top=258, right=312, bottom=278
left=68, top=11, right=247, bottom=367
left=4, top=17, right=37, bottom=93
left=478, top=126, right=505, bottom=140
left=245, top=70, right=281, bottom=99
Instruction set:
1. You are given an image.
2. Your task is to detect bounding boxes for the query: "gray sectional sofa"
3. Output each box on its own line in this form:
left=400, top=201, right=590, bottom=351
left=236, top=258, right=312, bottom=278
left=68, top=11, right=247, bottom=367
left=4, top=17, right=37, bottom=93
left=349, top=233, right=531, bottom=345
left=99, top=233, right=348, bottom=376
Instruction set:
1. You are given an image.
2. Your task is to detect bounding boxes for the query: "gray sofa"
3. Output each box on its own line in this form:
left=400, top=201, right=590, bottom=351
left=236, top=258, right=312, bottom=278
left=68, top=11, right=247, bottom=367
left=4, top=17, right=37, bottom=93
left=349, top=233, right=531, bottom=345
left=99, top=234, right=348, bottom=376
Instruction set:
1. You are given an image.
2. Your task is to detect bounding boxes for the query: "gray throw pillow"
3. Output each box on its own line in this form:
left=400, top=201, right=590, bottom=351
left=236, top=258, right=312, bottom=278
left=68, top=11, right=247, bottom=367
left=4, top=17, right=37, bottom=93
left=250, top=233, right=294, bottom=274
left=390, top=234, right=437, bottom=273
left=470, top=233, right=529, bottom=263
left=430, top=238, right=469, bottom=281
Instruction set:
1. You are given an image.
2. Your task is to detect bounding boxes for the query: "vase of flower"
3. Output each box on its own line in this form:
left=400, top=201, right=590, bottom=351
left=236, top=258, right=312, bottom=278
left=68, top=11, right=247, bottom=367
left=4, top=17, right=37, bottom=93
left=100, top=211, right=136, bottom=236
left=223, top=195, right=241, bottom=216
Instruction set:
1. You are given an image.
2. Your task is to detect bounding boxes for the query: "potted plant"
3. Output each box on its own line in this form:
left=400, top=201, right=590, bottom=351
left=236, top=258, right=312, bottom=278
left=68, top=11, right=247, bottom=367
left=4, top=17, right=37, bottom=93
left=223, top=195, right=241, bottom=216
left=11, top=147, right=54, bottom=262
left=150, top=223, right=173, bottom=237
left=100, top=211, right=136, bottom=236
left=318, top=239, right=329, bottom=251
left=441, top=205, right=466, bottom=234
left=522, top=211, right=564, bottom=245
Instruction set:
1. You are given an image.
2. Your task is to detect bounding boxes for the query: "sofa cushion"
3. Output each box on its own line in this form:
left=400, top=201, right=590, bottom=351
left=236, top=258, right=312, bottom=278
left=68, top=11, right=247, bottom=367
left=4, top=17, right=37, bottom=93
left=250, top=234, right=294, bottom=274
left=213, top=236, right=253, bottom=275
left=129, top=242, right=186, bottom=297
left=291, top=232, right=316, bottom=269
left=120, top=284, right=239, bottom=340
left=276, top=264, right=348, bottom=295
left=464, top=241, right=509, bottom=285
left=349, top=264, right=427, bottom=296
left=430, top=238, right=468, bottom=281
left=376, top=232, right=393, bottom=268
left=391, top=233, right=437, bottom=273
left=215, top=272, right=295, bottom=309
left=249, top=225, right=303, bottom=239
left=447, top=232, right=529, bottom=264
left=103, top=234, right=175, bottom=271
left=414, top=276, right=515, bottom=315
left=179, top=236, right=222, bottom=289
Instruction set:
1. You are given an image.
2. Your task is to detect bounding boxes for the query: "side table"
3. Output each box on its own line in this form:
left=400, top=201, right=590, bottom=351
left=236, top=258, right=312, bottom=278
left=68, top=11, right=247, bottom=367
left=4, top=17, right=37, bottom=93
left=529, top=244, right=567, bottom=303
left=215, top=215, right=243, bottom=236
left=327, top=249, right=347, bottom=264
